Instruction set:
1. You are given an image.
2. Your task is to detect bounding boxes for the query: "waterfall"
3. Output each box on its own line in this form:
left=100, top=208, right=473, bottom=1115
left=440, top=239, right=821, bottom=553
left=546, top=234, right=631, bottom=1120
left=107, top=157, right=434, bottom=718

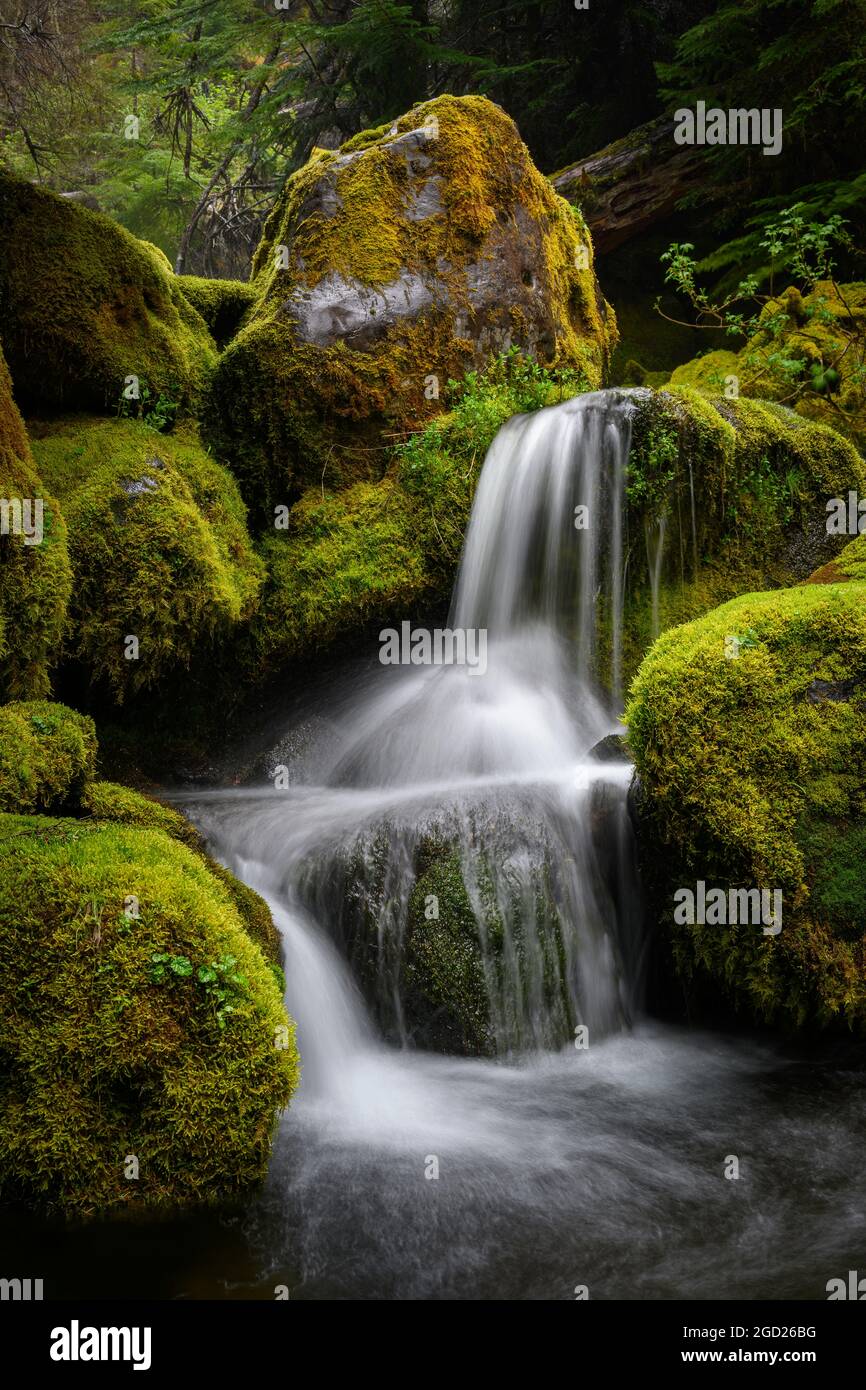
left=183, top=389, right=645, bottom=1079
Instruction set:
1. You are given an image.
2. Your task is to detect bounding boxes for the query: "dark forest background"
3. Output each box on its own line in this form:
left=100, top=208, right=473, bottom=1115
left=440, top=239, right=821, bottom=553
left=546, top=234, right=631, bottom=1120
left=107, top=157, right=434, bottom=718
left=1, top=0, right=863, bottom=287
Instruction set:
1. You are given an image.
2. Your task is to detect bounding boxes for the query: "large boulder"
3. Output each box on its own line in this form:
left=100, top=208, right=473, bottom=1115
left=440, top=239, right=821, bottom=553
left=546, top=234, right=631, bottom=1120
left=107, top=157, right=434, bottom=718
left=0, top=172, right=217, bottom=415
left=203, top=94, right=617, bottom=515
left=0, top=811, right=297, bottom=1214
left=0, top=344, right=71, bottom=699
left=626, top=579, right=866, bottom=1034
left=31, top=418, right=264, bottom=701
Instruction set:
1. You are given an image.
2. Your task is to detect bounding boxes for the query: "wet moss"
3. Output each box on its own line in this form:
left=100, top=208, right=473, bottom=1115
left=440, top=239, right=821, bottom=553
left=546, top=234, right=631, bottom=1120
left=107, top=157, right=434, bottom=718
left=0, top=812, right=298, bottom=1214
left=247, top=476, right=431, bottom=677
left=626, top=581, right=866, bottom=1033
left=0, top=171, right=217, bottom=416
left=405, top=846, right=498, bottom=1056
left=31, top=417, right=264, bottom=701
left=0, top=345, right=72, bottom=699
left=605, top=388, right=866, bottom=693
left=0, top=700, right=96, bottom=813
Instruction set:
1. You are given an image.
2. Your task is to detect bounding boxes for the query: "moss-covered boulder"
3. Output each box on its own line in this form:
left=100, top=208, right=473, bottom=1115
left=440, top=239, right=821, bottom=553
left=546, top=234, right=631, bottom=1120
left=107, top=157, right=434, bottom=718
left=31, top=418, right=264, bottom=700
left=81, top=780, right=283, bottom=969
left=0, top=171, right=217, bottom=416
left=403, top=842, right=504, bottom=1056
left=0, top=700, right=96, bottom=813
left=176, top=275, right=258, bottom=349
left=0, top=345, right=71, bottom=699
left=668, top=283, right=866, bottom=454
left=626, top=581, right=866, bottom=1034
left=203, top=94, right=617, bottom=515
left=0, top=812, right=298, bottom=1213
left=609, top=387, right=866, bottom=690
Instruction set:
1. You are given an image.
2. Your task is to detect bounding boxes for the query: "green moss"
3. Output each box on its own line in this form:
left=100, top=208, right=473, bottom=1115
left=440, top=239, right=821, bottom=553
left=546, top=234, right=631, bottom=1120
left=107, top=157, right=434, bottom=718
left=0, top=344, right=72, bottom=699
left=82, top=780, right=202, bottom=849
left=204, top=94, right=616, bottom=516
left=0, top=812, right=298, bottom=1214
left=0, top=700, right=96, bottom=813
left=0, top=171, right=217, bottom=416
left=176, top=275, right=258, bottom=348
left=82, top=780, right=283, bottom=970
left=626, top=581, right=866, bottom=1033
left=31, top=417, right=264, bottom=700
left=249, top=476, right=430, bottom=675
left=668, top=283, right=866, bottom=454
left=604, top=387, right=866, bottom=694
left=405, top=846, right=499, bottom=1056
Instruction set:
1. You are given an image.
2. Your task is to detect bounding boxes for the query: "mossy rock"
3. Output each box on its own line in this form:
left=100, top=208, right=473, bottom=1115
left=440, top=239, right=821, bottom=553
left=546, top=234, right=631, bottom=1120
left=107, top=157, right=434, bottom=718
left=626, top=581, right=866, bottom=1033
left=404, top=843, right=501, bottom=1056
left=806, top=532, right=866, bottom=585
left=0, top=699, right=96, bottom=813
left=81, top=780, right=283, bottom=969
left=0, top=813, right=298, bottom=1214
left=247, top=476, right=432, bottom=677
left=0, top=171, right=217, bottom=416
left=606, top=387, right=866, bottom=692
left=0, top=344, right=71, bottom=699
left=30, top=417, right=264, bottom=700
left=203, top=94, right=617, bottom=516
left=668, top=283, right=866, bottom=454
left=82, top=779, right=203, bottom=849
left=176, top=275, right=258, bottom=349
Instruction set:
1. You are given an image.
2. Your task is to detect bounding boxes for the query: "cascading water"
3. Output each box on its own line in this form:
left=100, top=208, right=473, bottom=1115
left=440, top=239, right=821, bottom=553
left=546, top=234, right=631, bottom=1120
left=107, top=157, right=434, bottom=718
left=189, top=390, right=642, bottom=1064
left=166, top=389, right=866, bottom=1301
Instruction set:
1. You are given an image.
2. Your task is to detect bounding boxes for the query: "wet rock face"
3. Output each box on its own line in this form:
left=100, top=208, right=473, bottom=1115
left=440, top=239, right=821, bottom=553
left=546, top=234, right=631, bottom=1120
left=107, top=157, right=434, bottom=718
left=203, top=94, right=617, bottom=513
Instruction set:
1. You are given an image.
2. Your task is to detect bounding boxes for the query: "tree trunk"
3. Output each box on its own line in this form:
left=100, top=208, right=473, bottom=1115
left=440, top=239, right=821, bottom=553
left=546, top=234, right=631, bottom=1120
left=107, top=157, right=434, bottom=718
left=549, top=115, right=705, bottom=256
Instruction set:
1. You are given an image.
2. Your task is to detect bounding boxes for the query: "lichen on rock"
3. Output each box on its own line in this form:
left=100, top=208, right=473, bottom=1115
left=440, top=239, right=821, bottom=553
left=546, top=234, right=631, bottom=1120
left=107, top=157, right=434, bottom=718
left=202, top=94, right=617, bottom=516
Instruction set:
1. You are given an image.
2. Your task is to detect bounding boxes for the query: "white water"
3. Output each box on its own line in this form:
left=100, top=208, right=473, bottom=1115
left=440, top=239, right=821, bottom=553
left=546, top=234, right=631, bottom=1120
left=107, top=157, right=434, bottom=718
left=177, top=390, right=865, bottom=1300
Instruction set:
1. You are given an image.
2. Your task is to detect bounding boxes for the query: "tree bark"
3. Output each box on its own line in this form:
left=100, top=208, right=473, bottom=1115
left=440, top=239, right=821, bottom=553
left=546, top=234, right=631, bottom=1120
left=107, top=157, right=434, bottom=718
left=549, top=115, right=705, bottom=256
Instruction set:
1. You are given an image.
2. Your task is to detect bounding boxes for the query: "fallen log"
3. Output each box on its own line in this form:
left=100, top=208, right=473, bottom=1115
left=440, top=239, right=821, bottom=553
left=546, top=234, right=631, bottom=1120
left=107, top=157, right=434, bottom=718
left=549, top=114, right=705, bottom=255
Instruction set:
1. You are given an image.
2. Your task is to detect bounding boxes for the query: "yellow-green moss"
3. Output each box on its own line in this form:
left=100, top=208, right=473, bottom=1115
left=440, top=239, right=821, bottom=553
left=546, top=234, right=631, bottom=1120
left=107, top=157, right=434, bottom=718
left=0, top=345, right=71, bottom=699
left=249, top=476, right=431, bottom=674
left=176, top=275, right=258, bottom=348
left=0, top=171, right=217, bottom=415
left=82, top=779, right=202, bottom=848
left=0, top=812, right=298, bottom=1214
left=0, top=700, right=96, bottom=813
left=668, top=283, right=866, bottom=454
left=607, top=387, right=866, bottom=692
left=31, top=417, right=264, bottom=700
left=82, top=780, right=283, bottom=969
left=204, top=94, right=616, bottom=515
left=626, top=581, right=866, bottom=1033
